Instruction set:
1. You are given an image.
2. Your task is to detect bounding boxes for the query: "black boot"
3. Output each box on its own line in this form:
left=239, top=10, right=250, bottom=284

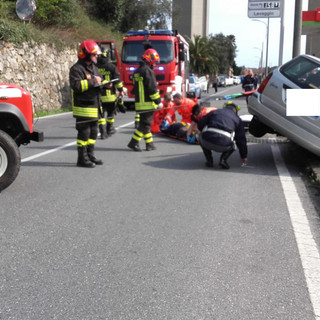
left=87, top=144, right=103, bottom=165
left=107, top=122, right=116, bottom=136
left=146, top=142, right=156, bottom=151
left=219, top=149, right=234, bottom=169
left=128, top=138, right=142, bottom=152
left=77, top=146, right=95, bottom=168
left=201, top=146, right=213, bottom=167
left=99, top=124, right=107, bottom=140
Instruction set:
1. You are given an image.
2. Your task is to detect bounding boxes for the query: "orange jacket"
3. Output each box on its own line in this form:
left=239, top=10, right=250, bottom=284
left=174, top=98, right=196, bottom=124
left=151, top=100, right=176, bottom=133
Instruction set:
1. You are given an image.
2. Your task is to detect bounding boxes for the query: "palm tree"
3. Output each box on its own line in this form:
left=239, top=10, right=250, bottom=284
left=187, top=35, right=219, bottom=76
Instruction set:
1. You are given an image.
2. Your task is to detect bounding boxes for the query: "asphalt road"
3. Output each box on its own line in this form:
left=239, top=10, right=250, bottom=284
left=1, top=85, right=320, bottom=320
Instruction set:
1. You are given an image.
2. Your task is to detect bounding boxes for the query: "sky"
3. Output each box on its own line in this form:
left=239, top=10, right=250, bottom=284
left=209, top=0, right=309, bottom=68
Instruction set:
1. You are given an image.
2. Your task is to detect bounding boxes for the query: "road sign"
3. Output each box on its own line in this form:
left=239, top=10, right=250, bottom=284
left=248, top=0, right=281, bottom=18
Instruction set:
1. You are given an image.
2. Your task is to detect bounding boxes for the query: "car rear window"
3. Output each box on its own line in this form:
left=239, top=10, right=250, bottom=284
left=280, top=56, right=320, bottom=89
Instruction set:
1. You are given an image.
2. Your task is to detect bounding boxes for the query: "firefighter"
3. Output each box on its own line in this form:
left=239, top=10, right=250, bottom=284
left=96, top=45, right=124, bottom=139
left=69, top=39, right=103, bottom=168
left=197, top=101, right=248, bottom=169
left=128, top=48, right=161, bottom=151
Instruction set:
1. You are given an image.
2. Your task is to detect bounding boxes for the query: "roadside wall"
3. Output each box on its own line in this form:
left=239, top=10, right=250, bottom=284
left=0, top=40, right=78, bottom=112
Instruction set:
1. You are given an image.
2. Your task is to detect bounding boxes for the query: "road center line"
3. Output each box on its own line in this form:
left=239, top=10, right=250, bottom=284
left=21, top=121, right=134, bottom=163
left=272, top=144, right=320, bottom=320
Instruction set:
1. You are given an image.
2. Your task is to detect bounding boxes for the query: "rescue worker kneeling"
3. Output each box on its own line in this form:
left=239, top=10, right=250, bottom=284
left=196, top=102, right=248, bottom=169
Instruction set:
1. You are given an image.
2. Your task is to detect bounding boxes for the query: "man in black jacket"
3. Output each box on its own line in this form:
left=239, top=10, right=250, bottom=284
left=69, top=40, right=103, bottom=168
left=197, top=101, right=248, bottom=169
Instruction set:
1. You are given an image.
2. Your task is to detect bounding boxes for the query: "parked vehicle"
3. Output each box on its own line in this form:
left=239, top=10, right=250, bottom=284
left=189, top=74, right=201, bottom=99
left=218, top=75, right=233, bottom=87
left=0, top=83, right=43, bottom=191
left=248, top=54, right=320, bottom=157
left=120, top=30, right=190, bottom=107
left=198, top=76, right=208, bottom=92
left=233, top=76, right=241, bottom=85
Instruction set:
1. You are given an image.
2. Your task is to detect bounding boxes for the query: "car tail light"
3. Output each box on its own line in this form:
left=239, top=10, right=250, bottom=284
left=258, top=72, right=273, bottom=93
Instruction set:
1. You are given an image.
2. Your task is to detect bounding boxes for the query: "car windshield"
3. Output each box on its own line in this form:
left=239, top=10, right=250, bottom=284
left=281, top=56, right=320, bottom=89
left=122, top=40, right=174, bottom=65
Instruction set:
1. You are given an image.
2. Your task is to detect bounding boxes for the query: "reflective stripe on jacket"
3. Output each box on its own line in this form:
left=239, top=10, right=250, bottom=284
left=97, top=56, right=123, bottom=103
left=69, top=59, right=101, bottom=120
left=133, top=61, right=160, bottom=111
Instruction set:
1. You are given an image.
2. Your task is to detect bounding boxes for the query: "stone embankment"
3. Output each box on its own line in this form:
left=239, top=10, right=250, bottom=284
left=0, top=40, right=78, bottom=112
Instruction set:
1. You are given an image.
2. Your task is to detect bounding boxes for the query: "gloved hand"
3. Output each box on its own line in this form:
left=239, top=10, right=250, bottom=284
left=116, top=97, right=127, bottom=113
left=158, top=102, right=163, bottom=109
left=160, top=120, right=170, bottom=130
left=187, top=135, right=196, bottom=144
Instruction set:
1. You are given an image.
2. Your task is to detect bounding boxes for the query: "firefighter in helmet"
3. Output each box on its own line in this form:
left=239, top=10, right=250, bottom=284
left=69, top=39, right=103, bottom=168
left=197, top=101, right=248, bottom=169
left=128, top=48, right=161, bottom=151
left=96, top=45, right=124, bottom=139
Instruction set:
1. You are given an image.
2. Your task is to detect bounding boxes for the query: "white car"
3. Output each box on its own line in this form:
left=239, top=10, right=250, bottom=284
left=233, top=76, right=241, bottom=85
left=248, top=54, right=320, bottom=157
left=218, top=75, right=233, bottom=87
left=198, top=76, right=209, bottom=92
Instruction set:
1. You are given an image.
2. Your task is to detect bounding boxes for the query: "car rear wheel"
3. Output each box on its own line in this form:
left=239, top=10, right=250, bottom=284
left=0, top=130, right=21, bottom=192
left=249, top=117, right=269, bottom=137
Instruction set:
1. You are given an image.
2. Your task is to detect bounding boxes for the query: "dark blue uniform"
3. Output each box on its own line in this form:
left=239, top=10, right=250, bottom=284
left=197, top=107, right=247, bottom=168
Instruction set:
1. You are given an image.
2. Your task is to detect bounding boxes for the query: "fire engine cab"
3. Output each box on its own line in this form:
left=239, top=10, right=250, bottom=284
left=120, top=30, right=190, bottom=107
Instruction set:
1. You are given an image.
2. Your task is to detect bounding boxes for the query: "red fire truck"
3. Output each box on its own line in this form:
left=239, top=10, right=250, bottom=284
left=120, top=30, right=190, bottom=107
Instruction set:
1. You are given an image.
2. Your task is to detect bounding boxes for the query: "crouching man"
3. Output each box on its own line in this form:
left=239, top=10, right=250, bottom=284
left=197, top=101, right=248, bottom=169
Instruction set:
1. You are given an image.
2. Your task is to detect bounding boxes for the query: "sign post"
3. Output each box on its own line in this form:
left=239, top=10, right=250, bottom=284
left=248, top=0, right=284, bottom=75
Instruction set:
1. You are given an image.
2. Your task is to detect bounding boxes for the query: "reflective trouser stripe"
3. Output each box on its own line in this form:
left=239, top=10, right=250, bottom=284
left=98, top=118, right=106, bottom=125
left=88, top=139, right=96, bottom=145
left=77, top=139, right=88, bottom=147
left=133, top=130, right=143, bottom=141
left=135, top=114, right=140, bottom=121
left=144, top=132, right=153, bottom=143
left=107, top=117, right=114, bottom=124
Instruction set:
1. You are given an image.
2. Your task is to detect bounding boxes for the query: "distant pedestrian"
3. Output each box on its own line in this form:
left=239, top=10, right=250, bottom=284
left=242, top=69, right=255, bottom=104
left=212, top=74, right=219, bottom=93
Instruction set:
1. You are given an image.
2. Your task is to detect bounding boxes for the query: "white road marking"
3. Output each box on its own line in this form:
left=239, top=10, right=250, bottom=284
left=272, top=144, right=320, bottom=320
left=21, top=121, right=134, bottom=163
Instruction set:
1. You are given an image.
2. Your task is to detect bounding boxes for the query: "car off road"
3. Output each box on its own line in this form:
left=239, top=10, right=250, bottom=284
left=0, top=83, right=43, bottom=191
left=248, top=54, right=320, bottom=157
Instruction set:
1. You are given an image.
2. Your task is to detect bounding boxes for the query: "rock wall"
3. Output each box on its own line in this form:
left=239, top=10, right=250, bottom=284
left=0, top=41, right=78, bottom=112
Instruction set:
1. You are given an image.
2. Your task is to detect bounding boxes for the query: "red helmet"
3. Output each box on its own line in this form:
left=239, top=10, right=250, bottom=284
left=78, top=40, right=101, bottom=59
left=142, top=49, right=160, bottom=66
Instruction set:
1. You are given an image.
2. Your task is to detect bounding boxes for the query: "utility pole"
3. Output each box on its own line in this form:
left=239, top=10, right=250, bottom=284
left=292, top=0, right=303, bottom=58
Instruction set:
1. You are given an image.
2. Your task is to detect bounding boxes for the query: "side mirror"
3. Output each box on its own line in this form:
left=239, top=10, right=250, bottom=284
left=110, top=50, right=116, bottom=61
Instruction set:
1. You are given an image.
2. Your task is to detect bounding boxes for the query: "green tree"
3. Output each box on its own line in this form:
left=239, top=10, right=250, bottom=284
left=33, top=0, right=82, bottom=27
left=208, top=33, right=237, bottom=74
left=187, top=34, right=219, bottom=76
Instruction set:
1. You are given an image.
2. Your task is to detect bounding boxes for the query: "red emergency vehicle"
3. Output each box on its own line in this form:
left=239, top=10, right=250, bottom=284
left=120, top=30, right=190, bottom=107
left=95, top=40, right=120, bottom=70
